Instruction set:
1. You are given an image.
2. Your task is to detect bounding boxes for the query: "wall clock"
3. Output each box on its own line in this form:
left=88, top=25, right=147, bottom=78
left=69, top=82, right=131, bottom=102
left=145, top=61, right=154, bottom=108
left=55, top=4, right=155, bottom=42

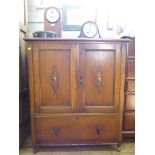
left=79, top=21, right=101, bottom=38
left=44, top=7, right=62, bottom=37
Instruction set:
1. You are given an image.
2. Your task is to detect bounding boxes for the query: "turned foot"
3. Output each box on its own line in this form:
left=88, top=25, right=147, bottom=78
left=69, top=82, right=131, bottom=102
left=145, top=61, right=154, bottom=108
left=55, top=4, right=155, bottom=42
left=113, top=144, right=121, bottom=152
left=116, top=144, right=121, bottom=152
left=116, top=146, right=121, bottom=152
left=33, top=147, right=38, bottom=154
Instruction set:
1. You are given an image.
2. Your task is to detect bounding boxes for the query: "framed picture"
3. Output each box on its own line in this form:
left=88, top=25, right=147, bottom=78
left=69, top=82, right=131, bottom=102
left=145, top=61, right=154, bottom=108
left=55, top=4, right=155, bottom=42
left=62, top=5, right=97, bottom=31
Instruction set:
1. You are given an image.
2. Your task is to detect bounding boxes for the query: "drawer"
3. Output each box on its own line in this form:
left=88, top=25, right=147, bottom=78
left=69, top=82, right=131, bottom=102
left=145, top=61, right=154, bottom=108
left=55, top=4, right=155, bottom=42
left=125, top=94, right=135, bottom=111
left=126, top=60, right=135, bottom=78
left=127, top=38, right=135, bottom=58
left=123, top=112, right=135, bottom=131
left=35, top=115, right=118, bottom=145
left=125, top=80, right=135, bottom=92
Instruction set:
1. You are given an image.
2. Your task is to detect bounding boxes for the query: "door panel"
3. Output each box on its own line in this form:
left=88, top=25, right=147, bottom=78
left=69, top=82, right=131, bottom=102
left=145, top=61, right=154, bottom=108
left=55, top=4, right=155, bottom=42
left=85, top=50, right=114, bottom=106
left=79, top=43, right=121, bottom=113
left=39, top=50, right=70, bottom=106
left=33, top=43, right=77, bottom=113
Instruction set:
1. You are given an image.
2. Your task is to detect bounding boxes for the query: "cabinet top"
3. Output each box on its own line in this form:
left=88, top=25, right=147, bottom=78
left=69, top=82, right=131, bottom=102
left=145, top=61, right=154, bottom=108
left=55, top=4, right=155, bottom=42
left=24, top=37, right=130, bottom=43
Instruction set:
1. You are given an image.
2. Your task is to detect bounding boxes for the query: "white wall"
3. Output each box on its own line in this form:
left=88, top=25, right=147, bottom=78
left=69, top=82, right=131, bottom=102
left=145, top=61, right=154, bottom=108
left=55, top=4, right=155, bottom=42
left=28, top=0, right=135, bottom=38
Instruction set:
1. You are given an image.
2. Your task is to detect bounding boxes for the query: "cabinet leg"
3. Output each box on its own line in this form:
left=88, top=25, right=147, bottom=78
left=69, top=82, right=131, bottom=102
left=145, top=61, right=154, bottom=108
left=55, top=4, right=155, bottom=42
left=33, top=147, right=38, bottom=154
left=116, top=144, right=121, bottom=152
left=113, top=144, right=121, bottom=152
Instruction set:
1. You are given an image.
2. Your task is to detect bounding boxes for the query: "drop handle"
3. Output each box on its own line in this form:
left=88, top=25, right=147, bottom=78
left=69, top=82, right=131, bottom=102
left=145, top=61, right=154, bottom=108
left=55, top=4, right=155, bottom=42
left=52, top=127, right=59, bottom=136
left=96, top=125, right=102, bottom=135
left=79, top=76, right=84, bottom=85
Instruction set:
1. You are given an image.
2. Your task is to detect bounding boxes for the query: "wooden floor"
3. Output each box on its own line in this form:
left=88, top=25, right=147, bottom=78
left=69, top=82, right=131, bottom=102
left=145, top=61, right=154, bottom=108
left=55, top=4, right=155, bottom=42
left=19, top=136, right=135, bottom=155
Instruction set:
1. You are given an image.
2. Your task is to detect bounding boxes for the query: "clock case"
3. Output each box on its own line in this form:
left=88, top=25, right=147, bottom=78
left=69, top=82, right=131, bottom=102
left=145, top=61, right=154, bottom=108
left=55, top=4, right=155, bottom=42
left=44, top=7, right=62, bottom=38
left=79, top=21, right=101, bottom=38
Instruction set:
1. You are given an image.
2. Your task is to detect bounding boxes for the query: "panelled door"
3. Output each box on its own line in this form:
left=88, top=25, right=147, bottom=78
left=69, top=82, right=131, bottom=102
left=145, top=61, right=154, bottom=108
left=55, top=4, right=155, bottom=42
left=33, top=42, right=78, bottom=113
left=79, top=43, right=122, bottom=113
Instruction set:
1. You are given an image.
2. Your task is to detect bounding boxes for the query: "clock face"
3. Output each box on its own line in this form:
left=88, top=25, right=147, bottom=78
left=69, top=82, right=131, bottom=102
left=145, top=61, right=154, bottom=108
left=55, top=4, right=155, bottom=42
left=82, top=21, right=98, bottom=38
left=45, top=7, right=60, bottom=23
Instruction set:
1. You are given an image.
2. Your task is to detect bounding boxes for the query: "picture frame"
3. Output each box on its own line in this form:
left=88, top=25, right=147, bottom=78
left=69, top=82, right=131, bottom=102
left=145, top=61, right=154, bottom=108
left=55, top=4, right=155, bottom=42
left=62, top=5, right=97, bottom=31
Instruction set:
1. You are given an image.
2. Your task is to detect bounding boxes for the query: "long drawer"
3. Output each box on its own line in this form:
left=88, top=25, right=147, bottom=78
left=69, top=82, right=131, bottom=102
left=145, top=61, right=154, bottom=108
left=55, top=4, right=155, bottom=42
left=123, top=112, right=135, bottom=131
left=35, top=115, right=118, bottom=145
left=125, top=80, right=135, bottom=92
left=125, top=94, right=135, bottom=111
left=126, top=60, right=135, bottom=78
left=127, top=38, right=135, bottom=58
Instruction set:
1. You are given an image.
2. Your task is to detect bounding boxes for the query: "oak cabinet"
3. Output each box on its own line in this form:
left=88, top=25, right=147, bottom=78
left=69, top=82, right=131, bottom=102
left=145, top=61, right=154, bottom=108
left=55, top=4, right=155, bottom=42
left=25, top=38, right=128, bottom=153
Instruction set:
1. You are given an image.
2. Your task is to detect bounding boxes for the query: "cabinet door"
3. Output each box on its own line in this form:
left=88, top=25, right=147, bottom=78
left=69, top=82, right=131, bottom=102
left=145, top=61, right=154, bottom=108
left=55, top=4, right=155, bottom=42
left=79, top=43, right=121, bottom=113
left=33, top=43, right=77, bottom=113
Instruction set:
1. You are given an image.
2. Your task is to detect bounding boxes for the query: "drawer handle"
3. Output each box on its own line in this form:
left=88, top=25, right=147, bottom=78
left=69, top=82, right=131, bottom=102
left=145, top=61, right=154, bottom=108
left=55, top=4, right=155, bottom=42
left=52, top=127, right=59, bottom=136
left=96, top=125, right=102, bottom=135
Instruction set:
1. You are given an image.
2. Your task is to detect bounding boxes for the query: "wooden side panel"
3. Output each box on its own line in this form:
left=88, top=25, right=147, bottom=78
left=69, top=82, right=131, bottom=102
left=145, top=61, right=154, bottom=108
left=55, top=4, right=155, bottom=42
left=27, top=43, right=37, bottom=148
